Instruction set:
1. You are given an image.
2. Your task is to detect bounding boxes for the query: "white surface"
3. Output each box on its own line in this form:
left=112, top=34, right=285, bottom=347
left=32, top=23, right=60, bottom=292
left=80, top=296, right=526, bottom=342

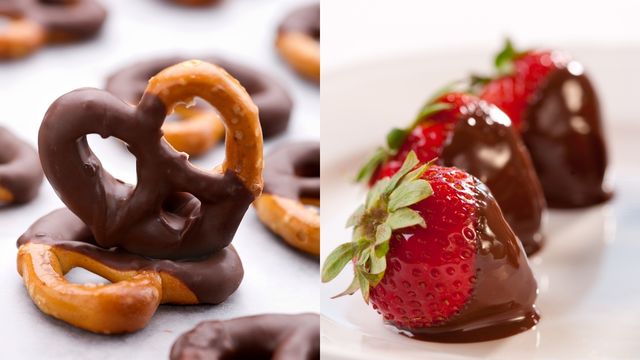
left=0, top=1, right=319, bottom=359
left=321, top=49, right=640, bottom=359
left=322, top=0, right=640, bottom=78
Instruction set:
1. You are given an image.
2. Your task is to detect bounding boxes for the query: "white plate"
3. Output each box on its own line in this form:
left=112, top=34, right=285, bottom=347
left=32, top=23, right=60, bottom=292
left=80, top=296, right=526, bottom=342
left=320, top=48, right=640, bottom=359
left=0, top=1, right=318, bottom=359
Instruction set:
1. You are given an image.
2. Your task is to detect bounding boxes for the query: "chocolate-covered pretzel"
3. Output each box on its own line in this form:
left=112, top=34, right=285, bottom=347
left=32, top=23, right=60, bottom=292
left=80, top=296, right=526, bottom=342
left=40, top=60, right=263, bottom=259
left=17, top=208, right=244, bottom=334
left=106, top=56, right=293, bottom=142
left=0, top=0, right=106, bottom=59
left=254, top=141, right=319, bottom=255
left=0, top=126, right=43, bottom=204
left=170, top=313, right=320, bottom=360
left=276, top=3, right=320, bottom=82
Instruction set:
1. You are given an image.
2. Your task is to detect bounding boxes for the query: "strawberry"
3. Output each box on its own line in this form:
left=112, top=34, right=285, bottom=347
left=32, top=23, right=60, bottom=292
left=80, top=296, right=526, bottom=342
left=358, top=91, right=479, bottom=185
left=478, top=39, right=570, bottom=130
left=323, top=152, right=539, bottom=340
left=356, top=84, right=547, bottom=256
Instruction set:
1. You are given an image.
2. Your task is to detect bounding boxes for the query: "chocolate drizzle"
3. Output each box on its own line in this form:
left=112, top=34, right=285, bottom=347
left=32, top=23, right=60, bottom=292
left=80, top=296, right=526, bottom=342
left=106, top=56, right=293, bottom=139
left=38, top=88, right=255, bottom=259
left=277, top=3, right=320, bottom=41
left=394, top=179, right=539, bottom=343
left=17, top=208, right=244, bottom=304
left=0, top=126, right=43, bottom=203
left=441, top=101, right=546, bottom=255
left=522, top=65, right=611, bottom=208
left=4, top=0, right=106, bottom=41
left=170, top=313, right=320, bottom=360
left=263, top=141, right=319, bottom=201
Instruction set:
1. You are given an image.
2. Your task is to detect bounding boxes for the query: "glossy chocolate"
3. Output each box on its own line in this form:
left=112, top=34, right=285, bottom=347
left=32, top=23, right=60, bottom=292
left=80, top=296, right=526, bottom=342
left=6, top=0, right=106, bottom=41
left=0, top=126, right=43, bottom=203
left=18, top=208, right=244, bottom=303
left=393, top=178, right=539, bottom=342
left=522, top=64, right=611, bottom=208
left=440, top=101, right=546, bottom=255
left=170, top=313, right=320, bottom=360
left=263, top=141, right=319, bottom=201
left=39, top=88, right=254, bottom=259
left=106, top=56, right=293, bottom=138
left=277, top=3, right=320, bottom=41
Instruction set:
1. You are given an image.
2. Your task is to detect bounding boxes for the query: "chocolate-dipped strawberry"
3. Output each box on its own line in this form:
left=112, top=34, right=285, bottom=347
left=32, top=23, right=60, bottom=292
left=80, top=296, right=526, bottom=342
left=358, top=91, right=546, bottom=255
left=323, top=152, right=539, bottom=342
left=478, top=40, right=611, bottom=208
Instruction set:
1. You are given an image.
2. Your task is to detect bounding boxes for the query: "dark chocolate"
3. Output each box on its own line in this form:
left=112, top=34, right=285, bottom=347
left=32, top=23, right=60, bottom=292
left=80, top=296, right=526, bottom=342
left=18, top=208, right=244, bottom=304
left=170, top=313, right=320, bottom=360
left=5, top=0, right=106, bottom=41
left=392, top=177, right=539, bottom=342
left=522, top=64, right=612, bottom=208
left=106, top=56, right=293, bottom=139
left=441, top=101, right=546, bottom=255
left=277, top=3, right=320, bottom=41
left=0, top=126, right=43, bottom=204
left=38, top=88, right=255, bottom=259
left=263, top=141, right=319, bottom=201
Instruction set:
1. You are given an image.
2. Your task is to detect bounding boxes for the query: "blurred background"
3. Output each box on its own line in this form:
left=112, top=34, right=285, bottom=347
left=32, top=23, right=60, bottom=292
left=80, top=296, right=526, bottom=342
left=323, top=0, right=637, bottom=70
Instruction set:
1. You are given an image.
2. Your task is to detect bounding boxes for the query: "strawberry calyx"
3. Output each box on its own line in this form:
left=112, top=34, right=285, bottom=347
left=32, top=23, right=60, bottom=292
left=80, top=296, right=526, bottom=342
left=355, top=93, right=456, bottom=183
left=322, top=151, right=435, bottom=303
left=493, top=38, right=526, bottom=76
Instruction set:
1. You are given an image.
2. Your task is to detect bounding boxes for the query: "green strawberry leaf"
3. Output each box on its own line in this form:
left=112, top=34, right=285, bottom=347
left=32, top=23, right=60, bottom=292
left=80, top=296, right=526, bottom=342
left=331, top=276, right=360, bottom=299
left=369, top=248, right=387, bottom=275
left=366, top=177, right=390, bottom=210
left=356, top=147, right=389, bottom=183
left=414, top=101, right=454, bottom=126
left=387, top=128, right=408, bottom=151
left=374, top=240, right=389, bottom=258
left=385, top=151, right=420, bottom=194
left=375, top=223, right=392, bottom=244
left=357, top=270, right=371, bottom=303
left=321, top=242, right=355, bottom=283
left=387, top=207, right=426, bottom=230
left=495, top=38, right=516, bottom=73
left=400, top=158, right=436, bottom=185
left=388, top=179, right=433, bottom=212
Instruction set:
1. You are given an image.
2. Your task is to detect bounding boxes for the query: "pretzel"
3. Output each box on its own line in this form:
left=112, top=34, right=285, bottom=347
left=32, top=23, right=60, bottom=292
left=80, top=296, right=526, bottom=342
left=17, top=208, right=244, bottom=334
left=39, top=60, right=263, bottom=259
left=0, top=126, right=43, bottom=204
left=170, top=313, right=320, bottom=360
left=106, top=56, right=292, bottom=155
left=0, top=0, right=106, bottom=59
left=254, top=141, right=319, bottom=255
left=0, top=12, right=45, bottom=58
left=276, top=3, right=320, bottom=82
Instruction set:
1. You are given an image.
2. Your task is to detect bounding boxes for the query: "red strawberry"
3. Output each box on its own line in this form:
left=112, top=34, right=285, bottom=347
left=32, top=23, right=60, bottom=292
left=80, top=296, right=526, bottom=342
left=478, top=40, right=570, bottom=130
left=369, top=92, right=475, bottom=185
left=356, top=85, right=546, bottom=256
left=324, top=152, right=539, bottom=342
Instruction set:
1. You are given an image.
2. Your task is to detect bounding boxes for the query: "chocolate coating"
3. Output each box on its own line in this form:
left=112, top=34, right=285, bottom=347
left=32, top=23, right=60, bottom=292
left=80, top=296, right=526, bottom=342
left=263, top=141, right=319, bottom=201
left=277, top=3, right=320, bottom=41
left=106, top=56, right=293, bottom=139
left=5, top=0, right=106, bottom=41
left=440, top=101, right=546, bottom=255
left=39, top=88, right=254, bottom=259
left=18, top=208, right=244, bottom=304
left=0, top=126, right=43, bottom=203
left=170, top=313, right=320, bottom=360
left=394, top=178, right=539, bottom=342
left=523, top=65, right=611, bottom=208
